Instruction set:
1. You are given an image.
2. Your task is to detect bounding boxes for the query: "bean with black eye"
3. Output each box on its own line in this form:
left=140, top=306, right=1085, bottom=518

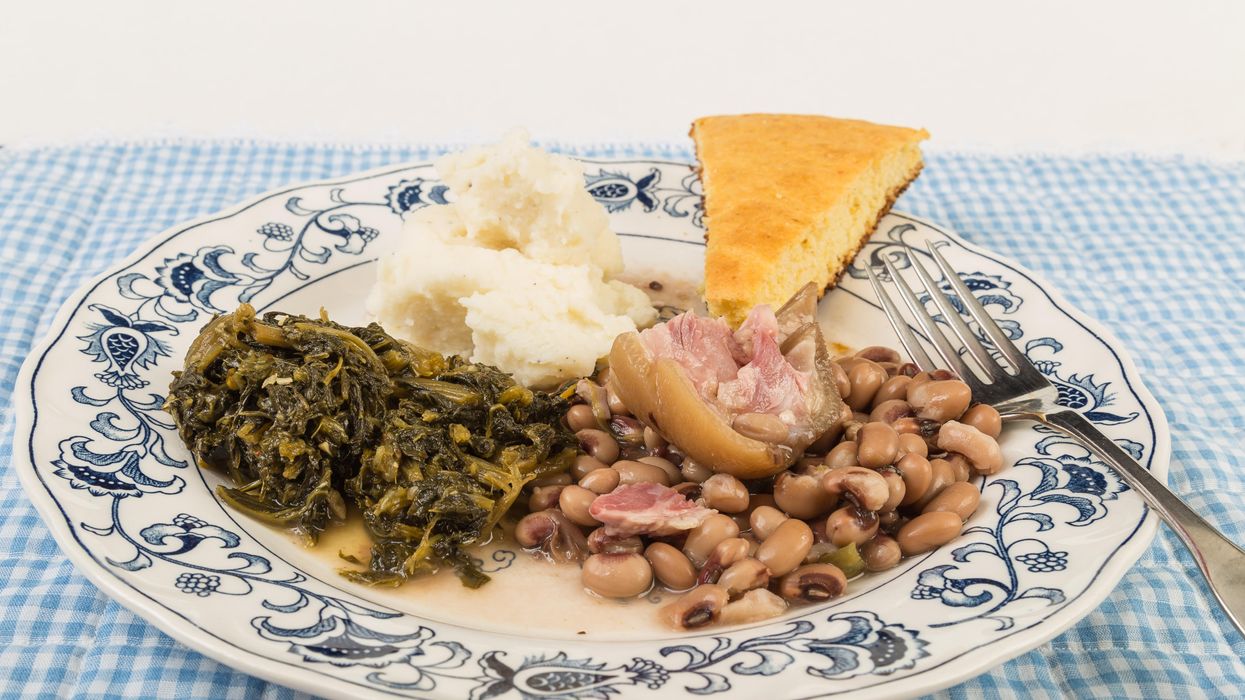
left=683, top=514, right=741, bottom=567
left=778, top=563, right=848, bottom=602
left=571, top=454, right=608, bottom=480
left=825, top=505, right=880, bottom=547
left=830, top=361, right=851, bottom=397
left=937, top=421, right=1004, bottom=475
left=559, top=485, right=601, bottom=527
left=749, top=505, right=789, bottom=540
left=609, top=415, right=645, bottom=448
left=700, top=473, right=750, bottom=513
left=869, top=398, right=914, bottom=425
left=582, top=552, right=653, bottom=598
left=680, top=459, right=713, bottom=483
left=916, top=458, right=958, bottom=509
left=638, top=456, right=682, bottom=484
left=528, top=485, right=565, bottom=512
left=663, top=585, right=728, bottom=629
left=895, top=453, right=933, bottom=507
left=945, top=453, right=972, bottom=483
left=873, top=375, right=913, bottom=406
left=825, top=441, right=859, bottom=469
left=860, top=534, right=903, bottom=571
left=576, top=429, right=619, bottom=465
left=897, top=511, right=963, bottom=556
left=773, top=471, right=836, bottom=519
left=579, top=467, right=620, bottom=494
left=855, top=346, right=902, bottom=364
left=719, top=588, right=788, bottom=625
left=717, top=557, right=771, bottom=596
left=605, top=387, right=630, bottom=416
left=645, top=542, right=697, bottom=590
left=908, top=379, right=972, bottom=422
left=857, top=422, right=900, bottom=468
left=613, top=459, right=672, bottom=486
left=897, top=433, right=928, bottom=458
left=643, top=426, right=668, bottom=452
left=922, top=481, right=981, bottom=520
left=587, top=527, right=643, bottom=554
left=892, top=416, right=944, bottom=452
left=879, top=468, right=906, bottom=513
left=821, top=466, right=890, bottom=512
left=566, top=404, right=600, bottom=432
left=845, top=359, right=888, bottom=411
left=960, top=404, right=1003, bottom=439
left=755, top=519, right=814, bottom=576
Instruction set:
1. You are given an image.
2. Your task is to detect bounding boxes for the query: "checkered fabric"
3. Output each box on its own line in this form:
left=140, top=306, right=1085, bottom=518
left=1, top=142, right=1242, bottom=699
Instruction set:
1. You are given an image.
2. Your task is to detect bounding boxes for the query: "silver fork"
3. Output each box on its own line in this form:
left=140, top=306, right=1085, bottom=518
left=865, top=241, right=1245, bottom=638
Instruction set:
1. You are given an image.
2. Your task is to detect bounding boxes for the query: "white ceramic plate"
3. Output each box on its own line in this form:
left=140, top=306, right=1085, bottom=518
left=14, top=158, right=1168, bottom=699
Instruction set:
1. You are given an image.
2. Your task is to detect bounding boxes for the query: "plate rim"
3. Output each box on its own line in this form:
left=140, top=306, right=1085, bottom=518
left=11, top=157, right=1170, bottom=699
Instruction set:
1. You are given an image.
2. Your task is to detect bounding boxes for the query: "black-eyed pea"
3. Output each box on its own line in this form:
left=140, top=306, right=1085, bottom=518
left=825, top=505, right=880, bottom=547
left=869, top=398, right=915, bottom=425
left=586, top=527, right=643, bottom=554
left=854, top=346, right=902, bottom=364
left=907, top=379, right=973, bottom=422
left=897, top=432, right=928, bottom=458
left=749, top=505, right=789, bottom=540
left=830, top=361, right=851, bottom=398
left=701, top=473, right=750, bottom=513
left=576, top=428, right=619, bottom=465
left=873, top=375, right=914, bottom=407
left=755, top=519, right=814, bottom=576
left=897, top=511, right=964, bottom=556
left=821, top=466, right=890, bottom=512
left=895, top=453, right=934, bottom=506
left=857, top=422, right=900, bottom=468
left=638, top=456, right=682, bottom=484
left=860, top=534, right=903, bottom=572
left=566, top=404, right=600, bottom=432
left=960, top=404, right=1003, bottom=439
left=582, top=553, right=653, bottom=598
left=717, top=557, right=771, bottom=596
left=945, top=452, right=972, bottom=483
left=777, top=563, right=848, bottom=603
left=644, top=542, right=697, bottom=590
left=572, top=454, right=609, bottom=480
left=921, top=481, right=981, bottom=520
left=879, top=468, right=906, bottom=513
left=825, top=440, right=859, bottom=469
left=845, top=359, right=888, bottom=411
left=936, top=421, right=1004, bottom=475
left=719, top=588, right=788, bottom=625
left=558, top=485, right=601, bottom=527
left=579, top=468, right=620, bottom=494
left=528, top=484, right=565, bottom=512
left=662, top=584, right=729, bottom=629
left=643, top=426, right=668, bottom=452
left=613, top=459, right=672, bottom=486
left=773, top=471, right=836, bottom=519
left=529, top=472, right=572, bottom=488
left=680, top=459, right=714, bottom=483
left=916, top=458, right=958, bottom=510
left=683, top=514, right=741, bottom=567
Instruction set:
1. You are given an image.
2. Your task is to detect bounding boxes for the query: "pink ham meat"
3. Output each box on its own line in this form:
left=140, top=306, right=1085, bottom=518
left=588, top=482, right=715, bottom=537
left=640, top=311, right=745, bottom=400
left=718, top=314, right=810, bottom=419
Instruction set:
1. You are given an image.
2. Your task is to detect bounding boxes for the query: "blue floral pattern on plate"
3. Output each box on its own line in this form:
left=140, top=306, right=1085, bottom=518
left=14, top=158, right=1166, bottom=699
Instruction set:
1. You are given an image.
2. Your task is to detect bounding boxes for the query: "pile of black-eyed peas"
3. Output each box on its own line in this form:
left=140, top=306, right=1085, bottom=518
left=514, top=345, right=1006, bottom=630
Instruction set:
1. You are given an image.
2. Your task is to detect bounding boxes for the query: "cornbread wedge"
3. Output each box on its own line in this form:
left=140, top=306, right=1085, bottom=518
left=691, top=114, right=929, bottom=325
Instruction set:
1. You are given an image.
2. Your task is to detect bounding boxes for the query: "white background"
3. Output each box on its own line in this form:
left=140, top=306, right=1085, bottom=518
left=1, top=0, right=1243, bottom=158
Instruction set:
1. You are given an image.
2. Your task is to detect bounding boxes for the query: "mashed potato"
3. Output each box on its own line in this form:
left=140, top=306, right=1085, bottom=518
left=367, top=131, right=656, bottom=388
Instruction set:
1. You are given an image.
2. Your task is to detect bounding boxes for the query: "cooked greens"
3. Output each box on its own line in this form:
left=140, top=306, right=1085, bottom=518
left=165, top=304, right=575, bottom=587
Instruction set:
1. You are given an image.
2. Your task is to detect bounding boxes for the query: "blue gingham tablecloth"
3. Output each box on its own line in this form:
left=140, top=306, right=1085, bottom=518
left=1, top=142, right=1243, bottom=699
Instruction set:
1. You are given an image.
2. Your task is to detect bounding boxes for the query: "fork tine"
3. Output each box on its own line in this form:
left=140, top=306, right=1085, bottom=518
left=879, top=255, right=978, bottom=383
left=907, top=248, right=998, bottom=378
left=925, top=241, right=1037, bottom=376
left=865, top=265, right=936, bottom=371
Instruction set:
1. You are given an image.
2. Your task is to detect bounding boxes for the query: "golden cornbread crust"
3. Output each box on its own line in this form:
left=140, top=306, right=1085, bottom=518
left=691, top=114, right=928, bottom=325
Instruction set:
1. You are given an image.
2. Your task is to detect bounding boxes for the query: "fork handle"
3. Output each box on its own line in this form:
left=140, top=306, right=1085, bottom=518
left=1034, top=410, right=1245, bottom=638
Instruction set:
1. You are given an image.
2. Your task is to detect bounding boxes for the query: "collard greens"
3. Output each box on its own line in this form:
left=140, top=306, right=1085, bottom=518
left=165, top=304, right=576, bottom=587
